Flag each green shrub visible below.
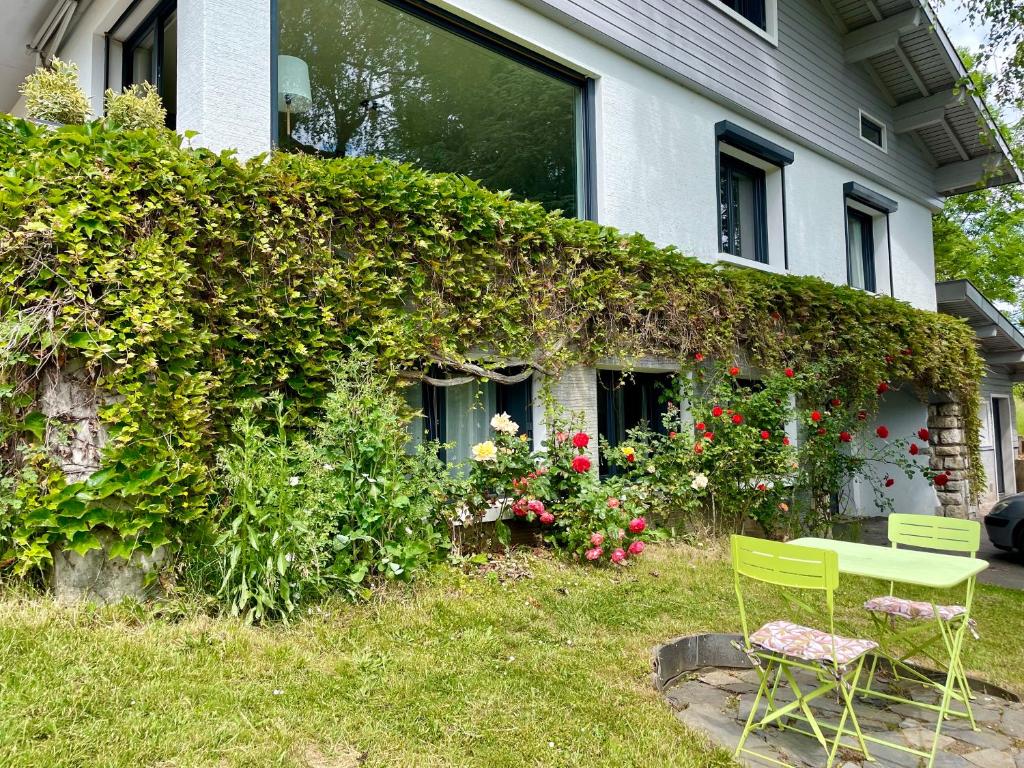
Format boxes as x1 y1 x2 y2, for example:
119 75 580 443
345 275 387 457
18 59 90 124
104 83 166 130
297 358 451 597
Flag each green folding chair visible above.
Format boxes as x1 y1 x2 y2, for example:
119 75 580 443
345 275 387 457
732 535 875 768
861 514 981 727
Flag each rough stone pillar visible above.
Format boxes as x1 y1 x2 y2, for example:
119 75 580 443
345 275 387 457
927 400 971 518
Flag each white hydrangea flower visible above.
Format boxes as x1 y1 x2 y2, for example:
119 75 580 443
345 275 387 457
490 411 519 435
691 473 709 491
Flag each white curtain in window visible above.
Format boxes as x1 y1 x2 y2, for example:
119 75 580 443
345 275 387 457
403 383 424 454
847 213 866 289
445 381 495 467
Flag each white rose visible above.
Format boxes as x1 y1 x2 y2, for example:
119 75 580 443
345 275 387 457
691 473 709 491
490 412 519 435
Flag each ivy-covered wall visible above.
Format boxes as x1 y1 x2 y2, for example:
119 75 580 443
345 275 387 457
0 118 985 561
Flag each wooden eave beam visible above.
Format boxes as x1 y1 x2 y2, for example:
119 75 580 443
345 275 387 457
843 9 922 63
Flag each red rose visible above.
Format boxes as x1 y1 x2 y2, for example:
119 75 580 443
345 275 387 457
539 511 555 525
628 517 647 533
626 454 636 463
572 432 590 449
784 367 795 378
830 398 842 407
918 428 930 441
811 410 822 422
694 443 704 455
731 413 743 425
756 483 766 491
885 477 895 488
628 540 646 556
585 547 603 561
876 425 889 439
694 352 704 362
695 422 706 431
877 381 890 394
771 311 782 321
817 427 827 436
668 430 677 439
711 406 724 418
857 410 868 421
610 548 627 565
934 474 949 487
909 443 919 456
760 430 770 440
729 366 740 376
902 348 913 356
839 431 852 443
704 431 714 441
571 455 591 473
885 355 894 364
782 436 791 446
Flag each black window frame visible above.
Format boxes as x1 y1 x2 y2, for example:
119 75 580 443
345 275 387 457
270 0 597 220
719 152 769 264
121 0 177 129
842 181 897 296
845 207 876 293
716 0 767 30
860 113 885 150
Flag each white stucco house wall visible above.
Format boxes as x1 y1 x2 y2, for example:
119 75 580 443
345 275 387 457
1 0 1018 518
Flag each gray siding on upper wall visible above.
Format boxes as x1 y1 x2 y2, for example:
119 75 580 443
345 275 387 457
517 0 939 204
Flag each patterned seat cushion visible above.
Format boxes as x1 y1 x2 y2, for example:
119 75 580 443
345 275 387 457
864 595 966 622
749 620 878 667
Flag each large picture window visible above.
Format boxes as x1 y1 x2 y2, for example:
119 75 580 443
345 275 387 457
275 0 589 216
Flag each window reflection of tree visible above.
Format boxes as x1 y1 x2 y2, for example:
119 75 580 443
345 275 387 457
278 0 578 214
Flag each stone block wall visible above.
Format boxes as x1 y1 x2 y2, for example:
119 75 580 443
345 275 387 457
927 401 971 518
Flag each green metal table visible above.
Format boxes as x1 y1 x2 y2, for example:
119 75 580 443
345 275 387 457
789 537 988 768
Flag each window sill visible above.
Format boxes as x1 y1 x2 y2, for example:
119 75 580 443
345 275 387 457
715 252 787 275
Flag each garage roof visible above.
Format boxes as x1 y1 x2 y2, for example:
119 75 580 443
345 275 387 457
937 279 1024 381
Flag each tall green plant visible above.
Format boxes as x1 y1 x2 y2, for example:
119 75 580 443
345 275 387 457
213 397 322 622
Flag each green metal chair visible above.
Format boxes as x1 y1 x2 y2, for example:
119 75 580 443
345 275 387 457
732 535 875 768
861 514 981 727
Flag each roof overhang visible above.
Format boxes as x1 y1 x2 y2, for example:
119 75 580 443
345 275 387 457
936 279 1024 381
828 0 1021 196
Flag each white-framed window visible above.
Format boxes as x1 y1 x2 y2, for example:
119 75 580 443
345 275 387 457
843 182 897 296
707 0 779 45
716 121 792 273
859 110 887 152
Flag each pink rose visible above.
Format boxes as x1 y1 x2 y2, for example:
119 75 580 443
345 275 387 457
590 532 605 547
628 540 645 556
607 497 620 509
610 548 627 565
585 547 603 561
628 517 646 534
527 499 545 514
539 511 555 525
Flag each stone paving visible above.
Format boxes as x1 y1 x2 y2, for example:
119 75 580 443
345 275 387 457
665 666 1024 767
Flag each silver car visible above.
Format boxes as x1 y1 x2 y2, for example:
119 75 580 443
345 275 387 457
985 493 1024 553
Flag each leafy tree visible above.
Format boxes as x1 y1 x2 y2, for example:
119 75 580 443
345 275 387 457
951 0 1024 106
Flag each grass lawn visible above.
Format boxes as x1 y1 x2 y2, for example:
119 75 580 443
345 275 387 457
1 542 1022 768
